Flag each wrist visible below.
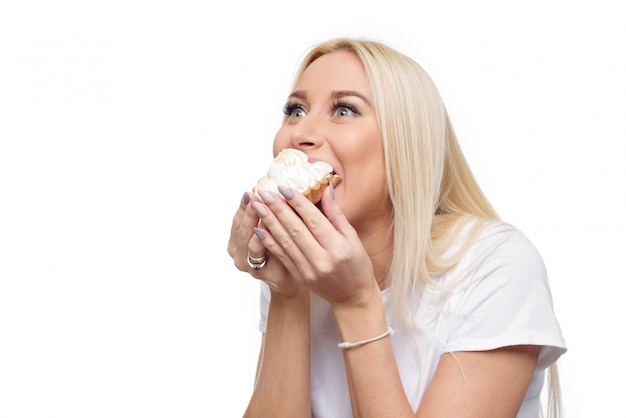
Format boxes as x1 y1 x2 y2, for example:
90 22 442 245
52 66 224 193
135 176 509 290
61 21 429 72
270 286 310 305
331 287 388 343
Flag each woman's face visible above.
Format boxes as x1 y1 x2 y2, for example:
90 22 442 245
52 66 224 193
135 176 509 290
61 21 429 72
273 51 391 235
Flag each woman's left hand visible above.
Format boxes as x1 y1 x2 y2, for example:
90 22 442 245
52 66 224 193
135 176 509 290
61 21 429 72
252 186 380 307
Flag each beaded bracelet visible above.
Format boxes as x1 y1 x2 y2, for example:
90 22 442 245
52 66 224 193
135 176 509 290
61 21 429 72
337 327 395 349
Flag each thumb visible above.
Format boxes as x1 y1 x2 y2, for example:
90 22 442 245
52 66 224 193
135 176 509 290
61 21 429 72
320 184 355 237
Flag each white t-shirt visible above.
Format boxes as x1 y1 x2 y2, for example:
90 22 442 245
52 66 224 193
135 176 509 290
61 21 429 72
258 225 567 417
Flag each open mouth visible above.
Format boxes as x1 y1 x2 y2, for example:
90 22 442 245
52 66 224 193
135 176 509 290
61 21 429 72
308 156 340 177
255 148 341 205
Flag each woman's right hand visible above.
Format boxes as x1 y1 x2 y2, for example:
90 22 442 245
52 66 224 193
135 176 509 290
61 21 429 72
227 191 307 299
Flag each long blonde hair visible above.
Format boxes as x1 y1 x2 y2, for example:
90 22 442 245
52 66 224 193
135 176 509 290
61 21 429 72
293 38 497 306
292 37 560 417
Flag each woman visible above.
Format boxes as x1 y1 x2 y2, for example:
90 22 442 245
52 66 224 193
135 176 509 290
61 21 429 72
228 38 566 418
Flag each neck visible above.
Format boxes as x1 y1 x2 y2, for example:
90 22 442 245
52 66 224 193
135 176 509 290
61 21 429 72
359 219 393 291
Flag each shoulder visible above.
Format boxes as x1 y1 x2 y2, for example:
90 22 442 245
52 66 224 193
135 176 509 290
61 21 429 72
435 216 544 273
450 222 550 301
459 221 546 280
445 222 552 333
430 219 550 304
442 222 566 366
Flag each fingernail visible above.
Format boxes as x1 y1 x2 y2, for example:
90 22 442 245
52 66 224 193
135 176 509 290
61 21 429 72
242 191 251 205
328 180 335 200
251 201 268 218
258 189 276 204
253 228 266 241
278 185 295 200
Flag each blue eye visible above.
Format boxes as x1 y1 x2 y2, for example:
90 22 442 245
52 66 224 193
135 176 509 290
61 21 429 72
283 102 306 118
335 107 353 117
331 101 359 117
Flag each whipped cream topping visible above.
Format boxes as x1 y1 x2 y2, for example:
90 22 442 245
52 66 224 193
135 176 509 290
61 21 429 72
255 148 334 194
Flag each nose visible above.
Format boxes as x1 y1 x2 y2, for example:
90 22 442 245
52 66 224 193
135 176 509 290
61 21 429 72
289 115 324 150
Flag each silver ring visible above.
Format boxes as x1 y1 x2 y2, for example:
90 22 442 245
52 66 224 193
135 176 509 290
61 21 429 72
247 252 267 271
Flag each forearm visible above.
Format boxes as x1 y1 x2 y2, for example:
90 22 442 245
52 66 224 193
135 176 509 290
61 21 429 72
333 292 415 418
244 291 311 418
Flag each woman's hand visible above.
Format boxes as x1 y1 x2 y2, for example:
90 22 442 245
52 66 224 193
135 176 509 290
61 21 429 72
227 192 306 299
251 185 380 307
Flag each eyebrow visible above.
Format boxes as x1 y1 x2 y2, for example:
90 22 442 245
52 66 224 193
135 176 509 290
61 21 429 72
332 90 371 105
288 90 371 106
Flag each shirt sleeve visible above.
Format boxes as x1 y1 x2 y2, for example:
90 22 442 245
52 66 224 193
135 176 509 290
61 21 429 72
443 228 567 369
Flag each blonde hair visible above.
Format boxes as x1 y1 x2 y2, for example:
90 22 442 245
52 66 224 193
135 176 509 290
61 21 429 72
293 38 497 305
292 38 561 417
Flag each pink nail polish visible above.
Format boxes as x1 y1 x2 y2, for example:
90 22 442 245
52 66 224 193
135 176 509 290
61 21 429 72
328 180 335 200
278 185 295 200
242 191 251 205
258 189 276 204
253 228 266 241
251 201 269 218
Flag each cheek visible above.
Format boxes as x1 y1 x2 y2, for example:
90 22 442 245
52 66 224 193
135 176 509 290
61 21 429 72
354 140 385 176
343 147 386 195
272 128 290 155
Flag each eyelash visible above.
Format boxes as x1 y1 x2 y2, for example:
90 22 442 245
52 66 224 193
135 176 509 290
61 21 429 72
282 101 304 117
282 101 361 118
331 101 360 116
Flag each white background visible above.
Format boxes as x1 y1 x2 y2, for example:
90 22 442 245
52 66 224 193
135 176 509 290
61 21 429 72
1 0 624 416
